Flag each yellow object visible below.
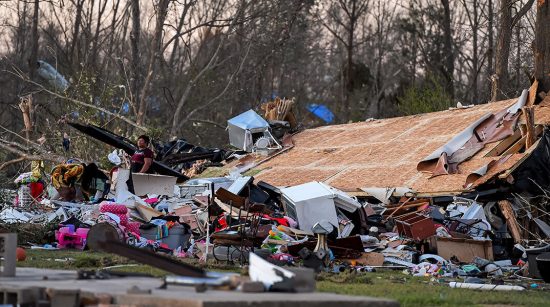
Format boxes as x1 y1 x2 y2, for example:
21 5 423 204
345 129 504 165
51 163 84 189
31 160 44 179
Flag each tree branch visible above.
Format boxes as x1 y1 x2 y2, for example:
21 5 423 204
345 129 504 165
511 0 535 28
6 67 147 131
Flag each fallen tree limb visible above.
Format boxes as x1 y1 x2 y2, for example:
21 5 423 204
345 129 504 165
6 67 147 132
0 140 65 167
0 157 27 172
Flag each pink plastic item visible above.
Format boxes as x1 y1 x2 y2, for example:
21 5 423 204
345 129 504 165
127 222 140 235
100 202 128 214
144 198 159 205
55 225 89 249
115 213 129 226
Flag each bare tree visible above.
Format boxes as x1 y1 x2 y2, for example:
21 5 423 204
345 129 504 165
319 0 370 120
28 0 39 81
130 0 141 117
534 0 550 92
492 0 535 101
136 0 170 126
441 0 455 98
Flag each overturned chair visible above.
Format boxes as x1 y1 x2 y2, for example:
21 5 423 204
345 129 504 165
211 187 266 264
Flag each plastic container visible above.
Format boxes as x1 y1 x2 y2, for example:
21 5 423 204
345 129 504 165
140 224 190 250
526 244 550 278
535 252 550 283
56 225 89 249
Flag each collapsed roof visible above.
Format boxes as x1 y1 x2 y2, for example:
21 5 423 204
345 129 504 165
252 94 550 196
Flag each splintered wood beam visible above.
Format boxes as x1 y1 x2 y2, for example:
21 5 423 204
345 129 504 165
527 79 539 107
501 135 527 155
500 125 543 156
523 106 536 148
498 138 541 179
485 129 522 157
498 200 523 243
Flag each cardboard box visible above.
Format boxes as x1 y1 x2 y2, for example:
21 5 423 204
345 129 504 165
132 173 177 196
435 237 493 262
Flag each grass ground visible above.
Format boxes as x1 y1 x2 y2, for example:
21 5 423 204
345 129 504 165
17 249 550 306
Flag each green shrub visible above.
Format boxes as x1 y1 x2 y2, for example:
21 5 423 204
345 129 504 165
397 76 453 115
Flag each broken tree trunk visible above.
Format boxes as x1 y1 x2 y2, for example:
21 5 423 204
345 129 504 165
498 200 523 243
18 95 33 141
522 106 536 148
535 0 550 93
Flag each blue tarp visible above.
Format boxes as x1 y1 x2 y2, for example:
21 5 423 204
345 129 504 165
227 109 269 130
307 104 334 124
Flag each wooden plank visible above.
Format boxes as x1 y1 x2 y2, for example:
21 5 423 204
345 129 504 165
501 135 527 155
485 129 522 157
499 138 541 179
498 200 522 243
523 106 536 148
342 252 384 266
527 79 539 107
499 125 541 156
384 198 412 221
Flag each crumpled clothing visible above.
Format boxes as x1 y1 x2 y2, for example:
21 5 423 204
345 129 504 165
156 225 169 240
51 164 84 189
14 172 41 185
127 232 161 251
96 213 127 241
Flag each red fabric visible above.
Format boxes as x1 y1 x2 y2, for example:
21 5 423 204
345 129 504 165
262 214 289 226
29 182 44 199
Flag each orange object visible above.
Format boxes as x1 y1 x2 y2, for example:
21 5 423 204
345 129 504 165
16 247 26 261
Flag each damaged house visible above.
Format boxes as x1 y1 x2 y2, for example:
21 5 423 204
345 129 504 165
242 88 550 273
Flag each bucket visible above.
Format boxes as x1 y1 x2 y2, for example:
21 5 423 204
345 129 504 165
526 244 550 278
535 252 550 283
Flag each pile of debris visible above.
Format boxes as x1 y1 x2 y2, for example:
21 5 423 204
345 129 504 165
3 91 550 293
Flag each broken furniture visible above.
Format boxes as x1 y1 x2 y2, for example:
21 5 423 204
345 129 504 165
435 237 493 263
312 221 333 268
394 212 436 241
211 188 266 264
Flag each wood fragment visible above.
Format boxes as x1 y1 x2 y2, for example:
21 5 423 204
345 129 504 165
500 124 541 156
498 200 522 243
523 106 536 148
498 138 541 179
527 79 539 107
384 197 413 220
501 135 527 155
485 129 522 157
18 95 33 141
